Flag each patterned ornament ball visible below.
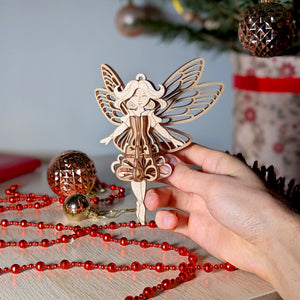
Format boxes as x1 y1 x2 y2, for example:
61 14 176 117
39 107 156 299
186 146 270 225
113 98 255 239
238 1 295 57
47 150 97 197
116 2 145 37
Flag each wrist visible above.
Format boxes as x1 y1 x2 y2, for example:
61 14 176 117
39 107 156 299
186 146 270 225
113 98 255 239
263 202 300 299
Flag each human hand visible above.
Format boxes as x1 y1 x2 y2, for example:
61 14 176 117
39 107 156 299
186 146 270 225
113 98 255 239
145 143 300 299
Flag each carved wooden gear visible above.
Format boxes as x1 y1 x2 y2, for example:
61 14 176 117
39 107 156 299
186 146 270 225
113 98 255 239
94 58 224 224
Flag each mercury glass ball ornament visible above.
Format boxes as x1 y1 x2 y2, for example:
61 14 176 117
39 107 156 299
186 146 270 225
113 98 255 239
238 1 295 57
63 193 91 221
47 150 97 197
116 2 145 37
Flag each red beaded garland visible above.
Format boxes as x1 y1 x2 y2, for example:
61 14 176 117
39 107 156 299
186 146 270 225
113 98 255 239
0 182 124 214
0 183 237 299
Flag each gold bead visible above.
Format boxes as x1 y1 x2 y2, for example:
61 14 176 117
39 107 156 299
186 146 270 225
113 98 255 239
63 193 91 221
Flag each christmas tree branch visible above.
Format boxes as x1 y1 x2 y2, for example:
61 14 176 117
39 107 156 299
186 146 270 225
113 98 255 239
139 0 299 54
140 18 243 52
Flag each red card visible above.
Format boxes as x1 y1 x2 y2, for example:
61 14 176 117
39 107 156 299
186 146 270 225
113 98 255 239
0 154 41 182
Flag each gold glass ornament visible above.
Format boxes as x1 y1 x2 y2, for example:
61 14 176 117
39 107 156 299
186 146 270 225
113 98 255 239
63 193 136 221
47 150 97 197
238 0 295 57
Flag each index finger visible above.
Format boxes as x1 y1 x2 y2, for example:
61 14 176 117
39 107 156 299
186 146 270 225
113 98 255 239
175 143 259 181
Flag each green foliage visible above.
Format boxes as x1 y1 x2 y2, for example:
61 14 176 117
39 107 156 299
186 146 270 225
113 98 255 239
139 0 300 54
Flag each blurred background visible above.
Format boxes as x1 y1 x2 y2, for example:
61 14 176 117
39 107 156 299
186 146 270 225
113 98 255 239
0 0 232 159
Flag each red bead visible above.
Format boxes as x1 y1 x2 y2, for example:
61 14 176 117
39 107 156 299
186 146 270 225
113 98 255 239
179 271 189 282
75 229 84 237
203 262 213 273
0 206 5 213
187 263 196 274
162 279 172 290
131 261 141 272
16 204 23 211
225 262 237 272
61 235 69 243
90 224 98 231
125 297 134 300
179 262 188 271
41 239 50 247
34 202 41 209
56 223 64 231
103 233 112 242
109 222 117 230
143 287 154 298
20 220 28 227
148 220 156 228
140 240 148 248
37 222 45 230
107 263 117 273
84 261 94 271
120 237 128 246
11 264 21 274
0 240 6 248
18 240 27 249
35 262 46 271
178 246 187 256
161 242 169 251
129 220 136 228
155 262 164 273
188 254 198 264
60 260 70 270
107 195 114 202
89 229 98 237
1 219 9 227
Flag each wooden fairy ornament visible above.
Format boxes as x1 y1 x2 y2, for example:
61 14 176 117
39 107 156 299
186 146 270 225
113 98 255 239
95 58 224 224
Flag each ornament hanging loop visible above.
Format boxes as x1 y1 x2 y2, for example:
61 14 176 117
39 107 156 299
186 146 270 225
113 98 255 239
95 208 136 219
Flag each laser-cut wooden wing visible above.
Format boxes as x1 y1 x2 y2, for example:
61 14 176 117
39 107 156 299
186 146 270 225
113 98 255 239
158 58 224 125
152 58 224 152
94 64 125 126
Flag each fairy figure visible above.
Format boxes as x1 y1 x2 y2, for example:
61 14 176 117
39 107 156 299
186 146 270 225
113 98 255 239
95 58 224 224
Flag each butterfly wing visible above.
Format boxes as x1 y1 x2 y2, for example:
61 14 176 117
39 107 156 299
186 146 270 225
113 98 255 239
94 64 125 126
158 58 224 125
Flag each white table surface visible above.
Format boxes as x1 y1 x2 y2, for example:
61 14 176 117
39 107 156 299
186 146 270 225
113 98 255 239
0 155 281 300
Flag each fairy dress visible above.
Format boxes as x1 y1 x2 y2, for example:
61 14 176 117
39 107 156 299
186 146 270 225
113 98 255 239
112 114 170 183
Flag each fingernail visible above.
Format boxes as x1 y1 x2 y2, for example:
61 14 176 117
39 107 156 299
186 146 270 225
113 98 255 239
164 214 175 228
160 164 171 175
165 154 178 168
144 190 154 208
